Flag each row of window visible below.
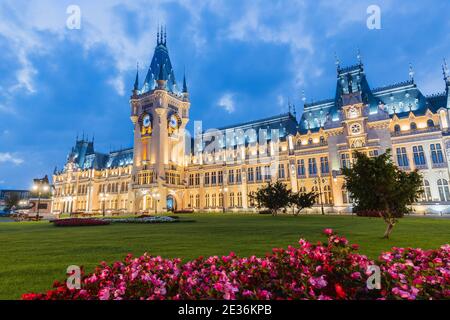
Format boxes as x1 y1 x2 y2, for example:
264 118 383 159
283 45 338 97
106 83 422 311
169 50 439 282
396 144 445 168
188 192 244 209
393 119 436 133
98 182 129 194
296 157 329 177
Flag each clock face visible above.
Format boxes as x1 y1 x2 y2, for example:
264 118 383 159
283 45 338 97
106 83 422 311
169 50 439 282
350 123 361 135
349 107 358 118
143 115 151 128
169 115 178 129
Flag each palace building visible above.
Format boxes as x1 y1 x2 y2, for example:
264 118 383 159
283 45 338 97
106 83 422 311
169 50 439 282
51 31 450 215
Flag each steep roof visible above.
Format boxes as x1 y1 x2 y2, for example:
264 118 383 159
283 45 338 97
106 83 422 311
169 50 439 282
141 28 178 94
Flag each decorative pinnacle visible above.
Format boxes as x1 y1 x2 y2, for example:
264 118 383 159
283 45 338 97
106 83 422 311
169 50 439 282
409 63 415 81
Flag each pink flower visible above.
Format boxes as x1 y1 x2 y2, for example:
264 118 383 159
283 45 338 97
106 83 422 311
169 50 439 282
323 228 333 236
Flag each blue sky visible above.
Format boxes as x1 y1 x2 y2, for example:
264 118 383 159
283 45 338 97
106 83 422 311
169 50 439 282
0 0 449 189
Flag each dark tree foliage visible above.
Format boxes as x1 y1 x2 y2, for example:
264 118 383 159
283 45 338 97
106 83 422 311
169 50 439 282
250 182 316 216
5 193 20 211
342 150 423 239
250 182 292 216
290 191 317 216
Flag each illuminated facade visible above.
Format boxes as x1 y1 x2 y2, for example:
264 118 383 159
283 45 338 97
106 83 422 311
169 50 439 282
52 32 450 215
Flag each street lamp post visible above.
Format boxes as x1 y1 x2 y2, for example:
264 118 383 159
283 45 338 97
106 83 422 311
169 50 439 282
219 187 228 214
100 193 107 217
33 183 49 220
314 177 325 215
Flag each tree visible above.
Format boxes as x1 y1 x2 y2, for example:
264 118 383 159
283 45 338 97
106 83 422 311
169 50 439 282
290 191 317 216
250 181 291 216
342 150 423 239
5 193 20 211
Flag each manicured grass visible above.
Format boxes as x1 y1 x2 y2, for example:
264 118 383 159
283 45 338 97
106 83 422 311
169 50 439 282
0 213 449 299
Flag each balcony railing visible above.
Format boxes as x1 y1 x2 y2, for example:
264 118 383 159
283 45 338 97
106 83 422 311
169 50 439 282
391 126 441 137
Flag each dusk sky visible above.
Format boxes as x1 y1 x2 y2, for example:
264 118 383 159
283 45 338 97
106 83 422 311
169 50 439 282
0 0 449 189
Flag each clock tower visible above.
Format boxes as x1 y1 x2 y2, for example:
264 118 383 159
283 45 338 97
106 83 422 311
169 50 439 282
129 28 190 213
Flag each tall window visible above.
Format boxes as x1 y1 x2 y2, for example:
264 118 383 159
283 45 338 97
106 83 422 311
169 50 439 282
218 171 223 184
204 173 210 186
212 194 217 207
264 166 271 181
219 193 224 207
421 180 432 202
413 146 426 166
394 124 401 133
205 194 210 208
211 172 217 185
320 157 329 174
228 170 235 184
427 119 435 128
195 174 200 186
297 159 306 177
431 144 444 164
229 192 235 207
323 185 332 204
341 153 350 169
278 164 285 179
189 194 194 208
247 168 254 182
195 194 200 208
236 169 242 183
437 179 450 201
308 158 317 176
237 192 242 207
396 147 409 167
256 167 262 181
410 122 417 130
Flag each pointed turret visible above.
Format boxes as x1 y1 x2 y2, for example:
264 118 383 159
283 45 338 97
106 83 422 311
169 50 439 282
133 63 140 94
443 58 450 109
142 27 177 93
409 63 415 83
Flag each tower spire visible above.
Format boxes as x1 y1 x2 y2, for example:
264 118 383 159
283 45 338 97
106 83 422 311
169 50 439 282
357 48 362 65
443 58 449 83
164 25 167 46
157 24 160 45
182 72 188 93
133 62 140 93
409 63 415 82
334 52 340 71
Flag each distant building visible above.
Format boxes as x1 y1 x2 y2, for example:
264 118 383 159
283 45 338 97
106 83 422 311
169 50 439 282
0 190 30 207
51 30 450 215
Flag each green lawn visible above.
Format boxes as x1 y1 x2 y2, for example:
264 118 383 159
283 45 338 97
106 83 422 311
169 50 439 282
0 213 449 299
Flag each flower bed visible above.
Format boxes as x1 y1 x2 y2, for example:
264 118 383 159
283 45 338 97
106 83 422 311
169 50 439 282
103 216 178 224
22 230 450 300
52 218 110 227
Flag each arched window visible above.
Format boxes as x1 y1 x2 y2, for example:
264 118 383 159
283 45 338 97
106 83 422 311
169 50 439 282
195 194 200 208
427 119 435 128
394 124 401 133
205 194 210 208
422 180 432 202
237 192 243 207
410 122 417 130
308 138 313 145
437 179 450 202
229 192 235 207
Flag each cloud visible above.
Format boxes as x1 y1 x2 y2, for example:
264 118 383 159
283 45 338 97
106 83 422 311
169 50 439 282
108 76 126 96
218 93 235 113
0 104 16 115
0 152 24 165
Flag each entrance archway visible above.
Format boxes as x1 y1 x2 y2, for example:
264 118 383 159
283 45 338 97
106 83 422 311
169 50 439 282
167 195 176 212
